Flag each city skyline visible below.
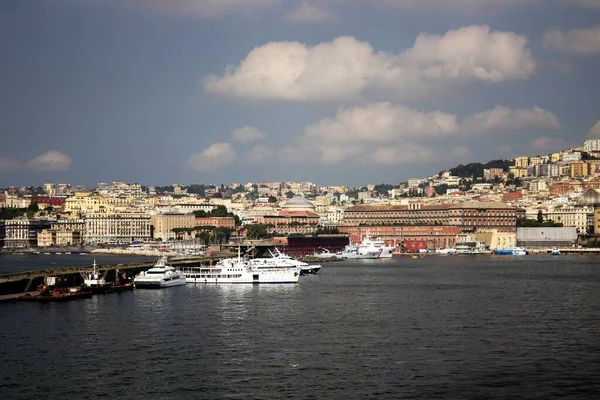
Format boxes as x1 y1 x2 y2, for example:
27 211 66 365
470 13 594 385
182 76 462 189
1 0 599 187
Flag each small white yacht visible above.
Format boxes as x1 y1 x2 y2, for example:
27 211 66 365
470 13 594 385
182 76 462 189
270 248 322 275
133 256 187 288
435 247 456 255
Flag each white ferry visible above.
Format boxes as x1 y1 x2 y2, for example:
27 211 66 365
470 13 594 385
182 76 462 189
133 256 187 288
182 250 300 284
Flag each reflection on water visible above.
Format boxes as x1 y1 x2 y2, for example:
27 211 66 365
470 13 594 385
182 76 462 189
2 256 600 399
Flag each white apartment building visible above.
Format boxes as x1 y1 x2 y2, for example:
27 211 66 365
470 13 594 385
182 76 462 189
584 139 600 152
84 213 151 244
562 152 582 162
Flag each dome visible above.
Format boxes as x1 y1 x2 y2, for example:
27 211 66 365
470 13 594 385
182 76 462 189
576 189 600 207
282 195 316 212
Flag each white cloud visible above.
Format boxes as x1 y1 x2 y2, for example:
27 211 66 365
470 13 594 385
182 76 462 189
231 126 268 143
462 106 561 133
588 121 600 138
304 102 460 144
239 103 558 167
285 2 338 23
543 25 600 54
0 157 20 172
187 143 237 171
25 151 72 171
204 26 536 101
532 137 568 153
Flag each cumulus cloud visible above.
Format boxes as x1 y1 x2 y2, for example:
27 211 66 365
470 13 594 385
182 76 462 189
187 143 237 171
231 126 268 143
304 102 460 144
25 151 72 171
238 103 558 167
0 157 20 172
462 106 561 133
285 2 338 23
588 121 600 138
204 26 536 101
543 25 600 54
532 137 568 153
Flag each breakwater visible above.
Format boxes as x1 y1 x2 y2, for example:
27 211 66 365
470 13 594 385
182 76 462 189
0 257 212 301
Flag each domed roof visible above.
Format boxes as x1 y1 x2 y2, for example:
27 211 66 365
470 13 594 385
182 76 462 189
282 195 316 211
576 189 600 207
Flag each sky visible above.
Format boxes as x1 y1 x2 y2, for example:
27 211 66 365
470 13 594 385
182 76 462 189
0 0 599 188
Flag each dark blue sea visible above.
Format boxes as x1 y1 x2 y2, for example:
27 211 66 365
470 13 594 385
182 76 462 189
1 255 599 399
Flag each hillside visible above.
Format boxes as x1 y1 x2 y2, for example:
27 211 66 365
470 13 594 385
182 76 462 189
447 160 512 179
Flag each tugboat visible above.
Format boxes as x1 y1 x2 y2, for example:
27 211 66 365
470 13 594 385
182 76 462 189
81 261 133 294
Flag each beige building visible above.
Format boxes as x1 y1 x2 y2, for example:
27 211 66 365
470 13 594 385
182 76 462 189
150 213 196 241
513 156 529 168
37 230 53 247
84 213 151 244
476 229 516 250
65 192 110 215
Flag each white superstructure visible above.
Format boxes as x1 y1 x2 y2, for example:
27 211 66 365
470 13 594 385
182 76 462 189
133 256 187 288
340 234 395 259
270 248 321 275
182 249 301 284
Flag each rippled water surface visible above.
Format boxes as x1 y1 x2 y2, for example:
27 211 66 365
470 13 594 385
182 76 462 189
1 255 600 399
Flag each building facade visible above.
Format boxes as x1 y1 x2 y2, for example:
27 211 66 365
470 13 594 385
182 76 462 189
84 213 151 244
150 213 196 241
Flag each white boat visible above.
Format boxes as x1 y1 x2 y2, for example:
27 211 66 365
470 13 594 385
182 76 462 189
182 249 300 284
270 248 322 275
456 241 491 255
81 259 107 289
551 247 560 256
340 234 395 259
133 256 187 288
434 247 456 255
312 248 339 260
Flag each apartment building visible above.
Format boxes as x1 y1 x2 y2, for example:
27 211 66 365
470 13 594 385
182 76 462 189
84 213 151 244
151 213 196 241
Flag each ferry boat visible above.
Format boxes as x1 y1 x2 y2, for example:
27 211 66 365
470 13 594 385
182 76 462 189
133 256 187 288
494 247 528 256
182 249 300 284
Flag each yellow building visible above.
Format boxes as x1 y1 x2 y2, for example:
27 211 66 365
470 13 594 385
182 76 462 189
65 192 110 215
570 162 589 178
550 152 561 163
513 156 529 168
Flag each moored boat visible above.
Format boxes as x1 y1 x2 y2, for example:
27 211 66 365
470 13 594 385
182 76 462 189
133 256 187 288
494 247 528 256
18 285 92 302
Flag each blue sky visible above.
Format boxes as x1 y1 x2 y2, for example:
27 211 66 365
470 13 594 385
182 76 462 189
1 0 599 187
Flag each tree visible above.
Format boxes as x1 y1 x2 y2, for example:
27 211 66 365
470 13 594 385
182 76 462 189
285 191 295 199
246 224 269 239
537 210 544 223
211 205 229 217
193 210 208 218
27 202 39 212
268 196 278 203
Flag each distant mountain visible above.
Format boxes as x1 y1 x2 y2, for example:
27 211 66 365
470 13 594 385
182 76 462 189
447 159 512 179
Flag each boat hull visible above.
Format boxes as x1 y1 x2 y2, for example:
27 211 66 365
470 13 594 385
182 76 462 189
133 278 187 288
